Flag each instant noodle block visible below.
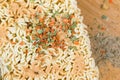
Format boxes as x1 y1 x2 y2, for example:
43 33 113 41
0 0 99 80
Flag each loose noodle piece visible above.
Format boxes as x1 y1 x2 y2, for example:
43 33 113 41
0 0 99 80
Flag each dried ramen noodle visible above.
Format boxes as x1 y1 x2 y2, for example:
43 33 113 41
0 0 99 80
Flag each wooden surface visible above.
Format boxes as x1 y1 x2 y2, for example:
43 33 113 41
77 0 120 80
77 0 120 36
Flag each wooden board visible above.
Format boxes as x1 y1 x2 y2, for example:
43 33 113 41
77 0 120 36
77 0 120 80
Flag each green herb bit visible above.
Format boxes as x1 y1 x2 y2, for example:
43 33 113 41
46 43 51 47
37 29 43 34
39 51 45 54
26 36 31 42
101 15 108 20
30 0 35 2
47 31 52 37
51 39 55 42
71 36 78 42
98 25 101 29
35 44 39 48
52 11 59 17
42 44 48 49
70 22 77 29
53 30 57 36
38 22 42 26
35 37 40 41
30 39 34 43
116 37 119 41
7 65 12 71
47 37 51 42
68 46 77 50
68 29 72 34
64 14 70 19
47 31 51 35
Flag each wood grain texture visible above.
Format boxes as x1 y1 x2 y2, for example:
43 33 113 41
77 0 120 80
77 0 120 36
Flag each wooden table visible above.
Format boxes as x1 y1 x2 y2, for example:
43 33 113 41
77 0 120 36
77 0 120 80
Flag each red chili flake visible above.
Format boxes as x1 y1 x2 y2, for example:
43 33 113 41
101 27 106 31
100 49 106 55
19 41 25 46
33 41 37 45
109 0 113 3
25 49 28 54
